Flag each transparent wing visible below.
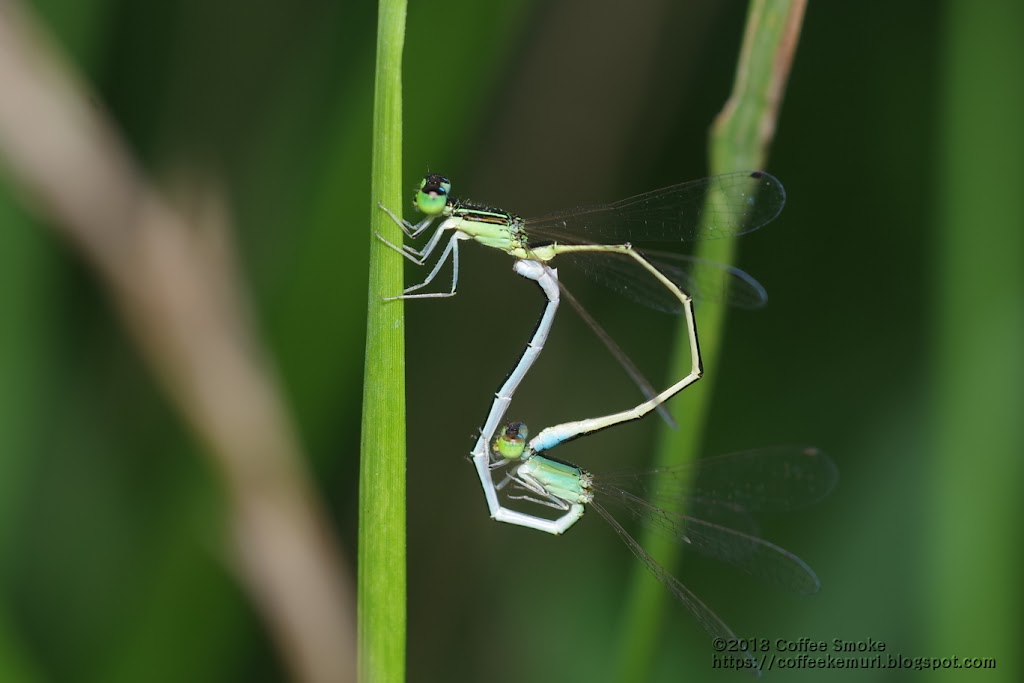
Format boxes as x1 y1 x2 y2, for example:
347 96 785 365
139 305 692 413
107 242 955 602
590 501 763 677
594 447 837 594
525 171 785 244
559 249 768 313
599 488 822 594
556 278 677 429
600 447 837 512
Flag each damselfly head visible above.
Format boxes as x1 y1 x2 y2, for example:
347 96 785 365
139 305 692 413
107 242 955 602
493 421 529 461
415 173 451 215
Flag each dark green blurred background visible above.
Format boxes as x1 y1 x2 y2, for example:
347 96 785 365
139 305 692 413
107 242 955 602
1 1 1021 682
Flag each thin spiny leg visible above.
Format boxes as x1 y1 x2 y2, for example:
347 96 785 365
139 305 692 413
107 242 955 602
386 235 462 300
507 471 572 510
376 231 431 265
377 202 435 238
507 493 572 510
493 469 514 490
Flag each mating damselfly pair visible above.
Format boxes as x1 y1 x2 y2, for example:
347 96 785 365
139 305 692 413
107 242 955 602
379 171 836 675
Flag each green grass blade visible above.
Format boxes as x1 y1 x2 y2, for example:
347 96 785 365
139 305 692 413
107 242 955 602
611 1 807 679
358 0 408 681
927 1 1024 679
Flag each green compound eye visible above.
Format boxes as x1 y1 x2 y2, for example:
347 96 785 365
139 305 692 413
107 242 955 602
493 421 528 461
414 173 451 215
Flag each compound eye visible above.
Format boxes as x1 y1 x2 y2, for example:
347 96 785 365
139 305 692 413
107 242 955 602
428 174 451 195
505 422 528 441
414 174 451 215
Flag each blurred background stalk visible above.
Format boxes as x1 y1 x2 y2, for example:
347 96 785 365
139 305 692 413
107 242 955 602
927 1 1024 680
613 2 806 679
0 2 355 682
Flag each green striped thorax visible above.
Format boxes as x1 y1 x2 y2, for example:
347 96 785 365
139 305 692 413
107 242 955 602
494 421 595 506
414 174 532 256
